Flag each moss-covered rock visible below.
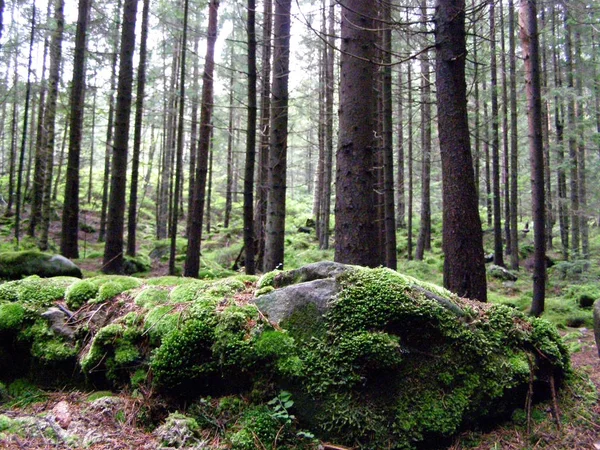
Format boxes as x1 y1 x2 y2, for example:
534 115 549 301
0 251 82 280
65 280 99 310
0 276 78 309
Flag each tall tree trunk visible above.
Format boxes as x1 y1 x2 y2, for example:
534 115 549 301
98 0 121 243
126 0 150 257
184 0 220 278
168 0 189 275
500 0 511 257
415 0 431 261
5 46 19 216
396 65 405 230
14 2 36 247
264 0 292 271
574 30 588 258
205 132 214 234
436 0 487 302
407 60 414 260
87 85 96 205
563 3 579 258
186 32 200 238
61 0 91 259
103 0 138 274
255 0 272 271
490 0 504 267
224 60 235 229
334 0 379 267
381 0 397 270
520 0 545 317
508 0 519 269
244 0 257 274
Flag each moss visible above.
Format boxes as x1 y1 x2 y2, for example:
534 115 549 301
229 406 282 450
17 319 76 364
65 279 99 309
280 302 326 343
86 391 114 402
255 286 274 297
169 281 208 303
146 276 197 287
0 302 25 332
123 254 151 275
144 305 181 345
94 281 128 304
134 286 169 308
0 276 76 309
257 270 282 289
565 284 600 308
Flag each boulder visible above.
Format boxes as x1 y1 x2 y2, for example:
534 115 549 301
487 264 518 281
0 251 82 280
594 300 600 358
41 307 75 340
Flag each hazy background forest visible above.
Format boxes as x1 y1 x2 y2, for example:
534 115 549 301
0 0 600 297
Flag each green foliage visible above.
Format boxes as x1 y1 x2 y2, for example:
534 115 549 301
143 305 180 345
18 319 76 363
65 279 99 309
123 254 152 274
86 391 114 402
5 379 47 407
0 302 25 332
564 284 600 308
229 405 284 450
134 287 170 308
0 276 76 309
549 259 593 282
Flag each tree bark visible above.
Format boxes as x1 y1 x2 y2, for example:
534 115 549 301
184 0 220 278
103 0 138 274
126 0 150 257
520 0 545 317
264 0 292 271
508 0 519 270
334 0 379 267
61 0 91 259
435 0 487 302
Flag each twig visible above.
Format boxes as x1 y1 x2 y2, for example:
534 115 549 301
549 374 561 430
525 354 535 435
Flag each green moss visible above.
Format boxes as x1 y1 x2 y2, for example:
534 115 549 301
255 286 274 297
257 270 282 289
86 391 114 402
0 302 25 332
229 406 282 450
16 319 76 364
146 276 197 287
123 254 151 274
94 281 127 304
169 281 208 303
0 276 76 309
6 379 46 407
565 284 600 308
65 279 99 309
280 302 326 343
134 286 169 308
0 251 82 279
144 305 180 345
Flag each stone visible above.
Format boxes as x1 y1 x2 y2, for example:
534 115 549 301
270 261 352 288
51 400 72 429
487 264 518 282
0 251 82 280
41 307 75 340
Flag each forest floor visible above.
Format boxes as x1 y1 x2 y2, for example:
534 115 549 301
1 323 598 449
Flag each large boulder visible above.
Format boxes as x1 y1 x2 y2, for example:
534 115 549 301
0 251 82 280
487 264 518 281
594 300 600 358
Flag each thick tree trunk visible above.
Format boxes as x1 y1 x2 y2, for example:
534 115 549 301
184 0 219 278
264 0 292 271
334 0 379 267
126 0 150 257
435 0 487 302
61 0 91 259
103 0 138 274
520 0 545 317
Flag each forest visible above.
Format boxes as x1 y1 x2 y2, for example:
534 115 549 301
0 0 599 449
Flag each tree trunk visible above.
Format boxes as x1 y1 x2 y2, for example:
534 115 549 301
490 0 504 267
334 0 379 267
61 0 90 259
381 0 397 270
103 0 138 274
407 60 414 260
435 0 487 302
397 65 405 230
520 0 545 317
500 0 511 258
224 61 235 229
39 0 64 250
508 0 519 270
243 0 257 274
574 30 588 258
255 0 272 271
168 0 189 275
184 0 220 278
126 0 150 257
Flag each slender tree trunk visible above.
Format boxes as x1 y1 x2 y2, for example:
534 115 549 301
98 0 121 243
224 61 235 229
126 0 150 257
471 0 480 199
184 0 220 278
490 0 504 267
103 0 138 274
381 0 397 270
168 0 188 275
255 0 272 271
186 33 200 238
508 0 519 269
244 0 257 274
415 0 431 261
264 0 292 271
205 132 214 234
87 85 96 205
61 0 91 259
334 0 379 267
436 0 487 301
52 120 68 202
407 60 414 260
5 48 18 216
396 65 406 230
574 30 588 258
520 0 545 317
483 70 492 227
500 0 511 257
14 2 36 247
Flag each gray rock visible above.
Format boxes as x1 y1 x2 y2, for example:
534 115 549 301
594 300 600 358
41 307 75 340
0 251 82 280
270 261 352 288
487 264 518 282
253 278 338 325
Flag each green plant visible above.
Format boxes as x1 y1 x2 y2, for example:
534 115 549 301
0 302 25 332
65 279 99 309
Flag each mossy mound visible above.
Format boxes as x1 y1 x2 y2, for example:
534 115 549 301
0 265 570 449
0 251 82 280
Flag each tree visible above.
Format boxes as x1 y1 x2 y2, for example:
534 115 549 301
263 0 292 271
334 0 379 267
60 0 91 259
103 0 139 274
126 0 150 257
520 0 545 316
185 0 220 278
435 0 487 302
243 0 257 274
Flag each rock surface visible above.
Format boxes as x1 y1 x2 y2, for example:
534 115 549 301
487 264 518 281
0 251 82 280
